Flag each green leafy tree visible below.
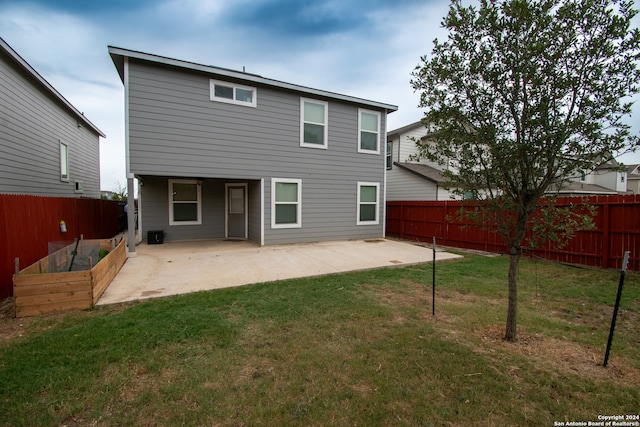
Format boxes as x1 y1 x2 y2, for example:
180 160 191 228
411 0 640 341
101 181 128 201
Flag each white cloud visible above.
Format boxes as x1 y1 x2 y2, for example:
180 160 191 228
0 3 126 191
1 0 638 197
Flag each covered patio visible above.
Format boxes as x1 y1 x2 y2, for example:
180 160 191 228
96 239 461 305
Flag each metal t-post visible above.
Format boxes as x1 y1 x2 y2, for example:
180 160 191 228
432 236 436 316
603 250 630 367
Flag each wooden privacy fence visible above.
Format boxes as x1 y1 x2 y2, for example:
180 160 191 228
386 194 640 271
13 237 127 317
0 194 120 299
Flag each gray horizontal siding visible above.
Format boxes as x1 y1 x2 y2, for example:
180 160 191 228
263 177 384 245
247 180 262 244
127 60 387 244
140 177 226 242
0 50 101 197
386 168 440 201
386 131 457 201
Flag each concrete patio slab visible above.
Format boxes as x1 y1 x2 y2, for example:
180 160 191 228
96 238 462 305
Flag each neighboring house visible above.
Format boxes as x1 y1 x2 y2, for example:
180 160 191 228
387 120 630 200
626 164 640 194
386 121 455 201
559 157 628 196
108 46 397 249
0 37 105 198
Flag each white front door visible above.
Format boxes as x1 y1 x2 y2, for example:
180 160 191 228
226 183 247 239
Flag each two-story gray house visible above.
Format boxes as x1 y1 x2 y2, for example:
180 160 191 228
0 37 104 197
108 47 397 251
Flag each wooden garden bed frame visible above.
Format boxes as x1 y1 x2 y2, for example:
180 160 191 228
13 237 127 318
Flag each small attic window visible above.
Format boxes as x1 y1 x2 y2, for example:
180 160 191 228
210 79 257 108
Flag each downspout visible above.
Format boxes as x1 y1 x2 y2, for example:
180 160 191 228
124 57 136 256
260 178 265 246
382 110 388 239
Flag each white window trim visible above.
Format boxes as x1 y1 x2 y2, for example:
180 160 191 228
271 178 302 229
209 79 257 108
300 98 328 149
357 182 380 225
169 179 202 226
358 109 381 154
60 141 69 182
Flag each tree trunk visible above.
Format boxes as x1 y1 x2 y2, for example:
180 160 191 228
505 247 521 341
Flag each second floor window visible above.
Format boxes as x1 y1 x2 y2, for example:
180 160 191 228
358 109 380 154
300 98 328 149
210 79 257 107
386 141 393 170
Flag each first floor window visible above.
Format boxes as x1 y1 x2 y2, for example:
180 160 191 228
169 179 202 225
60 141 69 181
357 182 379 225
272 178 301 228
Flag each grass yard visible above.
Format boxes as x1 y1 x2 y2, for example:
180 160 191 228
0 252 638 426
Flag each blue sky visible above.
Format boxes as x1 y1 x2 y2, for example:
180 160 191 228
0 0 638 192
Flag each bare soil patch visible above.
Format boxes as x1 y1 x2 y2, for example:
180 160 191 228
366 281 640 386
477 324 640 385
0 298 29 344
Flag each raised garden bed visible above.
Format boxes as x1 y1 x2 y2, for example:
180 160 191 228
13 237 127 318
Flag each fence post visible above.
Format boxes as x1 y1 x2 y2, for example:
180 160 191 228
400 203 405 239
442 201 448 246
602 202 610 269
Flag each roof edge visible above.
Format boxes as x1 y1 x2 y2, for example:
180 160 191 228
394 162 442 185
387 121 425 138
107 46 398 112
1 37 106 138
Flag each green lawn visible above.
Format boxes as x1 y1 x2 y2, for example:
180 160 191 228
0 253 638 426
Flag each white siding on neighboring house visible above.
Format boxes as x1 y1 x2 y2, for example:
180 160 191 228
386 121 455 201
562 160 628 195
626 165 640 194
386 169 443 201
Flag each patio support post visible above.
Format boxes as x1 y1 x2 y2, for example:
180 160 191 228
127 176 136 255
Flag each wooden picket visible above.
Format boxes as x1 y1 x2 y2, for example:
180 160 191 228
386 194 640 271
13 238 126 317
0 194 120 299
